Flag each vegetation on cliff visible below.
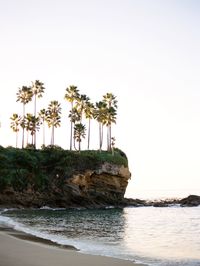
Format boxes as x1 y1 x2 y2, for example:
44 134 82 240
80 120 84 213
0 146 128 193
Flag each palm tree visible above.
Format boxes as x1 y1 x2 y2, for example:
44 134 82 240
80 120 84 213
104 106 117 151
103 93 117 151
31 80 45 147
25 113 40 146
64 85 80 150
75 94 90 122
94 101 107 152
46 101 61 145
39 108 47 146
16 86 33 148
10 113 21 147
74 123 86 152
84 101 95 150
69 107 81 150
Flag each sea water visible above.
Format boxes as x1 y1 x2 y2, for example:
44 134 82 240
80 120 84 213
0 206 200 266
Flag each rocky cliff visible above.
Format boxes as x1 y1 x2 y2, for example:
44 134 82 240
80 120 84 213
0 156 131 208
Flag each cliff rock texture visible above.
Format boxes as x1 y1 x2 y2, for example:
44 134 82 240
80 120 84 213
0 160 131 208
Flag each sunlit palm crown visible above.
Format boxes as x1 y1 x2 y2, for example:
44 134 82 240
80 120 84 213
46 101 62 127
84 102 95 119
94 101 107 123
64 85 80 103
16 86 33 104
103 93 118 108
31 80 45 98
39 109 47 120
10 113 21 132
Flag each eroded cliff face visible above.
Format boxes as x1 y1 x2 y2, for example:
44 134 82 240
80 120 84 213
0 162 131 208
67 162 131 203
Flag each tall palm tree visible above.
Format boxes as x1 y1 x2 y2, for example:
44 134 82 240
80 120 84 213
16 86 33 148
39 108 47 146
46 101 61 145
75 94 90 122
64 85 80 150
74 123 86 152
69 107 81 150
25 113 31 145
84 101 94 150
25 113 40 146
94 101 107 152
103 93 118 151
31 80 45 147
104 106 117 151
10 113 21 148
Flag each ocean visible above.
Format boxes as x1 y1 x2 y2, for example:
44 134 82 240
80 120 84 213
0 204 200 266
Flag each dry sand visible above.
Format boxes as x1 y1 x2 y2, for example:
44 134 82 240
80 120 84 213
0 228 146 266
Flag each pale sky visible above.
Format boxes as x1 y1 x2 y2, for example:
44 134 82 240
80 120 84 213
0 0 200 198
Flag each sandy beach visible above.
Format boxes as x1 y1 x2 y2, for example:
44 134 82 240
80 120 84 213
0 227 145 266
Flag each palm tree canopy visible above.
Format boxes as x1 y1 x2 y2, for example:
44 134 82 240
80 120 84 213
16 86 33 104
46 101 62 128
39 108 47 121
104 106 117 126
10 113 21 132
25 113 40 135
75 94 90 115
64 85 80 103
74 123 86 142
94 101 107 124
32 80 45 98
103 93 118 108
84 101 95 119
69 107 81 123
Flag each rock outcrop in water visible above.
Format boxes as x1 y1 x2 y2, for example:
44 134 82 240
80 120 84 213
179 195 200 207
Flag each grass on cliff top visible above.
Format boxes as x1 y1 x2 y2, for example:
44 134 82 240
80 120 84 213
0 146 128 192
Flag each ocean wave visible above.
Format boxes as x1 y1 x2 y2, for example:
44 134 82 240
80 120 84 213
39 206 66 211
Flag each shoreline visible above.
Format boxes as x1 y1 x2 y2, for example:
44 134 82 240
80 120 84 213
0 225 146 266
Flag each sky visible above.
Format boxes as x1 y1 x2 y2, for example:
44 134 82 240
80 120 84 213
0 0 200 198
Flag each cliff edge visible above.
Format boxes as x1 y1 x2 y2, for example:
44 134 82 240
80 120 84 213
0 147 131 208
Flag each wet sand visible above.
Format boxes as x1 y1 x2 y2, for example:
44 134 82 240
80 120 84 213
0 227 146 266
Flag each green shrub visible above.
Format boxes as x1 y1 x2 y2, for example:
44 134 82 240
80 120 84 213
0 147 128 192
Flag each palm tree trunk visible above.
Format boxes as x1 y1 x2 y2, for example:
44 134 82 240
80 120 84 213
87 119 91 150
22 104 25 148
109 125 112 151
70 120 73 150
43 120 45 146
99 122 101 152
51 125 54 145
26 130 29 146
16 132 18 148
22 126 24 148
73 127 77 151
107 126 109 151
34 94 37 148
70 102 73 150
101 124 103 149
78 138 81 152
